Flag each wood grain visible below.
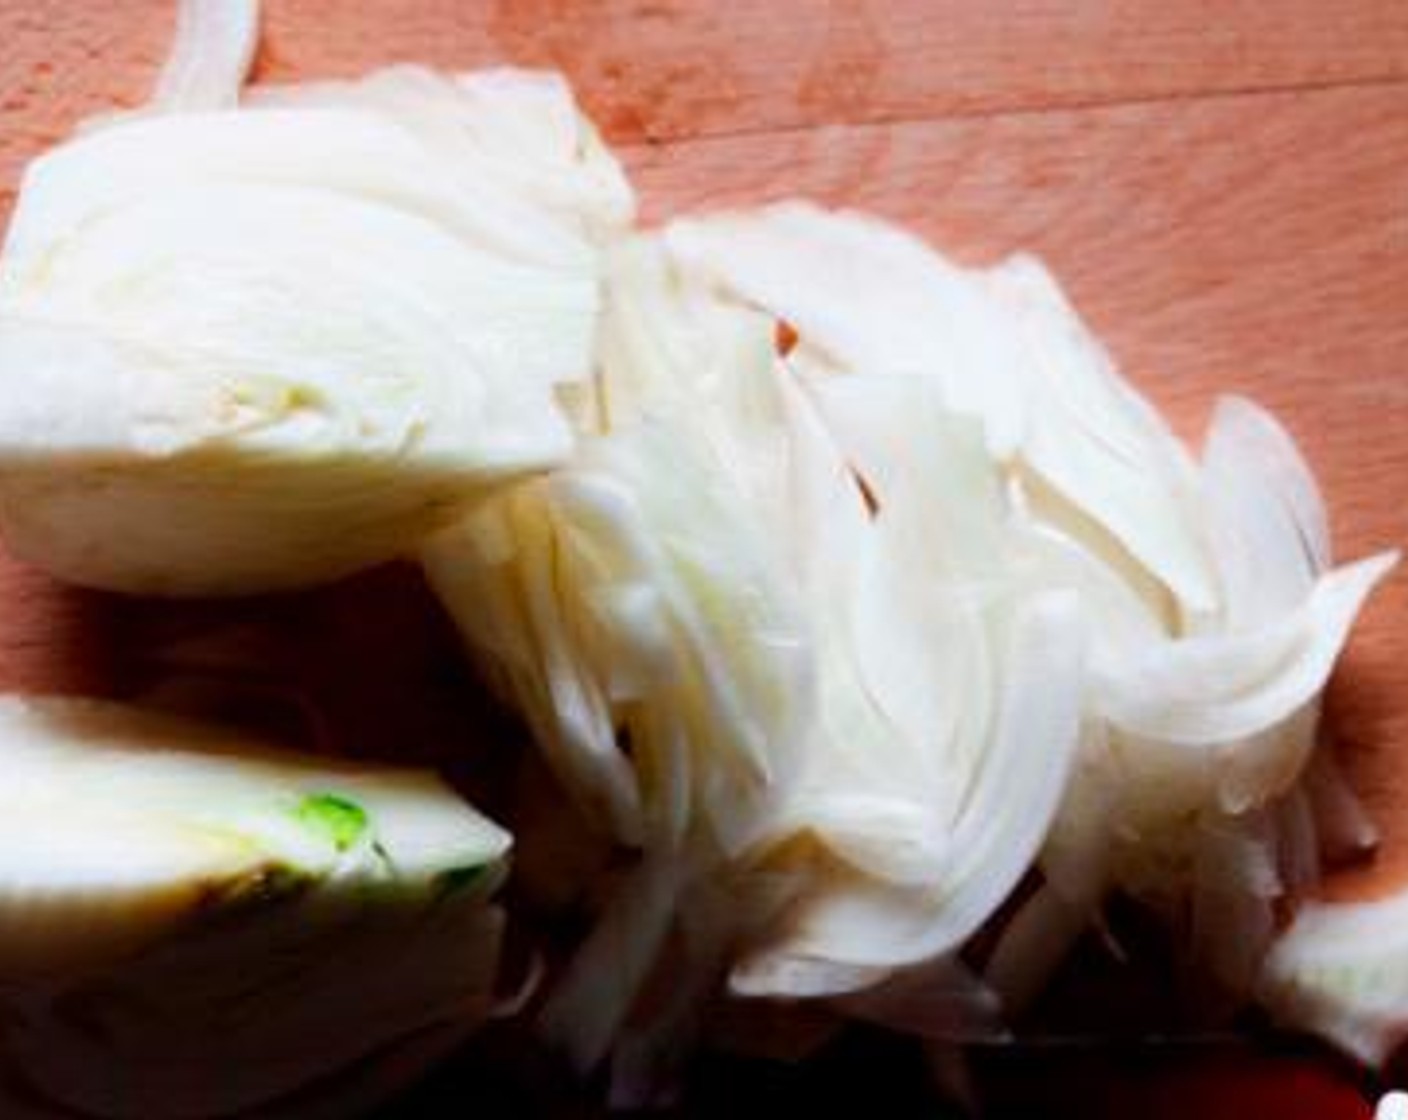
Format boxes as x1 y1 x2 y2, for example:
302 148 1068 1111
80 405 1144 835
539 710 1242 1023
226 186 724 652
4 0 1408 217
253 0 1408 142
0 2 172 219
0 2 1404 907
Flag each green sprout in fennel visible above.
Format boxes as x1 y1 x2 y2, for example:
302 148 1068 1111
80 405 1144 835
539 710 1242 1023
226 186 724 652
295 793 369 853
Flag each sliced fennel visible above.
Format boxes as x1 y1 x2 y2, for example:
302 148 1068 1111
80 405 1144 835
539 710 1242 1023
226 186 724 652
1016 399 1395 1003
426 233 808 854
1086 397 1393 884
425 207 1393 1083
1379 1092 1408 1120
730 376 1084 991
1006 399 1395 1003
1095 551 1395 823
427 237 817 1076
245 65 634 248
152 0 258 112
1260 890 1408 1066
0 4 631 594
0 695 510 1119
0 0 1396 1092
648 204 1394 1031
426 231 1086 1080
665 202 1218 615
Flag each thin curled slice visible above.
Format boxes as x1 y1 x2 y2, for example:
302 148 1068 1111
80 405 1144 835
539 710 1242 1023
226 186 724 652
1260 889 1408 1066
985 254 1216 618
666 203 1218 614
735 589 1084 990
154 0 259 112
1097 551 1396 818
664 203 1030 458
1203 394 1332 627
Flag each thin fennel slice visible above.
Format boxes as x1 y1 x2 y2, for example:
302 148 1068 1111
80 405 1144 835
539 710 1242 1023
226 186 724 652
1203 394 1331 628
1260 889 1408 1066
665 203 1219 613
153 0 259 112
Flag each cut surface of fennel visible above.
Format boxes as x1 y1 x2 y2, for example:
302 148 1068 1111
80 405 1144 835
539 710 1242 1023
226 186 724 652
0 695 510 1119
0 44 631 594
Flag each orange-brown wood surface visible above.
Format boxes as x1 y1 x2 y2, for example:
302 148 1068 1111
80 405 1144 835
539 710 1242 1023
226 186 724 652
0 0 1405 898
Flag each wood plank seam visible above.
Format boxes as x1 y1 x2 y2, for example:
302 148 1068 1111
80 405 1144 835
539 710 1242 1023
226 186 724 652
614 73 1408 148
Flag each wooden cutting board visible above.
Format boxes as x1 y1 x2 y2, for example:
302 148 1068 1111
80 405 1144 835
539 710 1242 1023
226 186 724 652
0 2 1405 1115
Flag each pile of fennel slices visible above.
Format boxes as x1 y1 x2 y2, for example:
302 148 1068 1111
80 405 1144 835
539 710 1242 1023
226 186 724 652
0 0 1401 1114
